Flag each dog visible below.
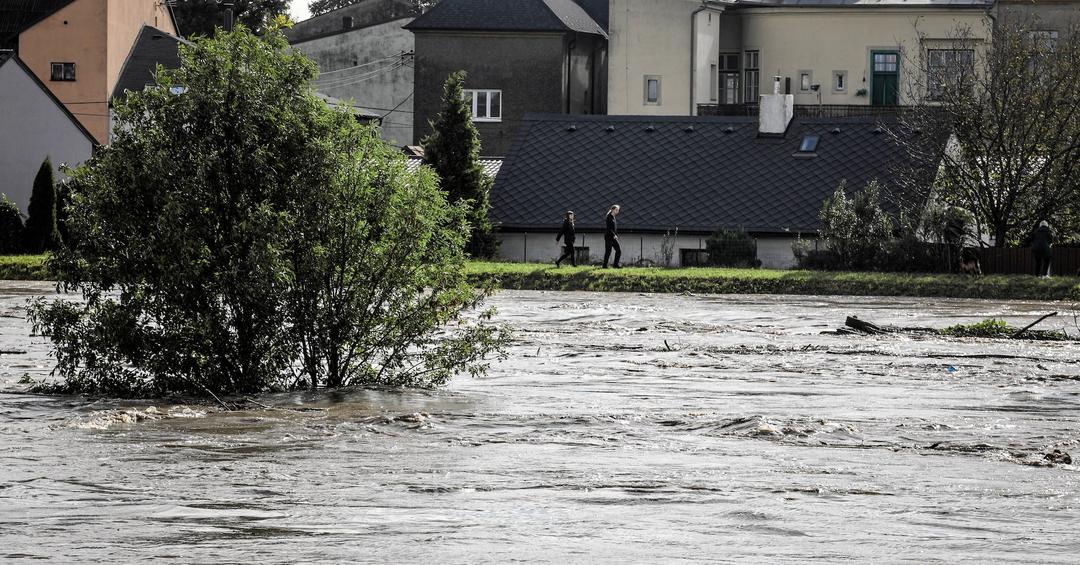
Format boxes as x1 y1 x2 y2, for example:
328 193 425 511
959 248 982 276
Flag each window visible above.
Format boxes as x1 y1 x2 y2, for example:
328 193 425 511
644 75 661 105
873 52 899 73
1030 30 1058 50
463 89 502 121
926 49 974 99
799 71 812 91
799 134 820 153
50 62 75 81
744 50 760 102
710 64 718 102
833 70 847 92
718 53 739 104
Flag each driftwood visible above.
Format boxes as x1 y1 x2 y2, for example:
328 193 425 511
845 316 889 335
1012 312 1058 339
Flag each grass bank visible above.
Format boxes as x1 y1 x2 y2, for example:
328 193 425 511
0 255 50 281
4 256 1077 301
466 262 1080 301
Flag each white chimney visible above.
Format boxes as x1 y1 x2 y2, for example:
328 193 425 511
759 76 793 135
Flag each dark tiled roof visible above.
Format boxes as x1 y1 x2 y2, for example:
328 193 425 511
111 26 189 100
0 0 75 47
405 0 606 37
491 114 945 234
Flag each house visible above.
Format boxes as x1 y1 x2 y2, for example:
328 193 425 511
0 52 95 213
996 0 1080 39
406 0 609 156
608 0 993 116
3 0 179 143
286 0 422 146
489 85 947 268
109 25 188 140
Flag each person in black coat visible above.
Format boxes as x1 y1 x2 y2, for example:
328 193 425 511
603 204 621 268
555 211 576 267
1031 220 1054 277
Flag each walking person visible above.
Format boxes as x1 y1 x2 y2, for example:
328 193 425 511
1032 220 1054 278
555 211 576 267
603 204 621 268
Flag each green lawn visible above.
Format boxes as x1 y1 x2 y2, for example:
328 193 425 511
466 261 1080 301
0 255 50 281
3 255 1076 301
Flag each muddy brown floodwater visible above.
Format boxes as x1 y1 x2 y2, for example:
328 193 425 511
1 281 1079 563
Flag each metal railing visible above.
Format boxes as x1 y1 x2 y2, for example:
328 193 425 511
697 103 911 119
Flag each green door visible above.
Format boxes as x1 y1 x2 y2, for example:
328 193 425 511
871 51 899 106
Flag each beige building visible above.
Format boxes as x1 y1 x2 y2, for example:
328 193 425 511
608 0 993 116
13 0 177 143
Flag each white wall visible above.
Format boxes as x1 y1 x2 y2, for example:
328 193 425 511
497 231 800 269
0 59 94 214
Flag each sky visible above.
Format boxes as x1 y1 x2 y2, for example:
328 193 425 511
290 3 312 23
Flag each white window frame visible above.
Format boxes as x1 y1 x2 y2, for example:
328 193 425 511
644 75 662 105
744 50 760 102
926 48 974 100
50 62 76 81
832 70 847 92
463 88 502 122
798 70 813 92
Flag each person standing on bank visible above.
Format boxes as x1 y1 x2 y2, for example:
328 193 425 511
1032 220 1054 278
555 210 576 267
603 204 621 268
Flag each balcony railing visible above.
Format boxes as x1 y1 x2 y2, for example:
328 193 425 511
697 103 911 119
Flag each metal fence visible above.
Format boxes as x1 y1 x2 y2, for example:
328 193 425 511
696 103 911 119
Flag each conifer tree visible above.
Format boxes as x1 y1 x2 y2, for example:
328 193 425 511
24 158 61 253
421 71 497 258
0 195 24 254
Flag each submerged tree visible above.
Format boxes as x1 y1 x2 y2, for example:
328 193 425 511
897 19 1080 246
29 25 503 397
421 71 497 258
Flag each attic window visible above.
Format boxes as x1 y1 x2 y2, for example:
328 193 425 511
50 62 75 81
799 135 819 152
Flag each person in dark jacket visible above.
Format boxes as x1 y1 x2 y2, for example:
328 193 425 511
603 204 621 268
1032 220 1054 277
555 211 576 267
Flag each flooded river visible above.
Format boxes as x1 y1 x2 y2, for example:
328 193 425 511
1 281 1078 563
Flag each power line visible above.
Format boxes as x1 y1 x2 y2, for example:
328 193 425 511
315 60 406 89
315 52 408 76
380 91 413 119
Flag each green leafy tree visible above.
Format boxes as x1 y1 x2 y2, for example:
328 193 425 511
705 228 758 267
0 195 24 254
421 71 496 258
23 158 61 254
28 25 503 398
820 179 893 270
308 0 435 17
172 0 289 38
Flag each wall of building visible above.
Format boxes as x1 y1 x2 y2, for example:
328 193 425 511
608 0 696 115
0 59 94 214
414 31 567 156
296 18 415 146
566 33 606 115
19 0 109 142
107 0 176 95
496 231 799 269
997 1 1080 36
286 0 419 42
739 7 991 106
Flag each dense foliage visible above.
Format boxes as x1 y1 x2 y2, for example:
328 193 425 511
28 26 504 398
308 0 435 17
0 196 24 254
421 71 497 258
172 0 289 38
818 180 892 270
704 228 759 268
23 158 61 254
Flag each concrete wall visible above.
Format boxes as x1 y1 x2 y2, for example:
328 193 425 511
608 0 699 115
19 0 175 143
286 0 419 42
497 231 799 269
739 7 991 106
297 18 415 146
0 59 94 214
414 31 568 156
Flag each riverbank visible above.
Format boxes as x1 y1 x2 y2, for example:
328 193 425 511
466 261 1080 301
5 255 1078 300
0 255 49 281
